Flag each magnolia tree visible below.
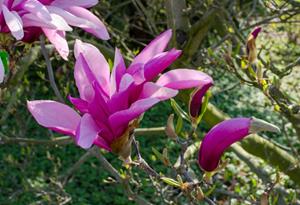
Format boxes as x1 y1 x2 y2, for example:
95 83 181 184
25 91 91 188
1 0 299 204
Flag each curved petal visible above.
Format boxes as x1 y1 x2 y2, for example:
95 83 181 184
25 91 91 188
143 49 182 81
47 6 94 28
76 113 100 149
110 48 126 96
73 53 94 102
27 100 81 136
128 29 172 68
2 5 24 40
23 0 52 21
74 40 110 96
156 69 213 90
22 13 72 31
42 28 69 60
109 98 159 132
66 6 109 40
198 118 251 172
189 82 213 118
139 82 178 101
94 136 112 151
68 95 88 113
52 0 98 8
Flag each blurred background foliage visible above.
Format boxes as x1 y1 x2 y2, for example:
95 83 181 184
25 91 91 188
0 0 299 204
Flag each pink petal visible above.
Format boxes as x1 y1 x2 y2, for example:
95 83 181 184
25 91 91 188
52 0 98 8
110 48 126 96
2 5 24 40
68 95 89 113
189 82 213 118
156 69 213 90
42 28 69 60
119 73 134 92
107 87 130 114
93 136 112 152
143 49 182 81
108 98 160 132
22 13 57 29
139 82 178 100
198 118 251 172
251 27 262 39
66 6 109 40
76 113 100 149
47 6 95 29
74 40 110 96
27 100 81 136
23 0 52 21
129 29 172 68
73 53 94 102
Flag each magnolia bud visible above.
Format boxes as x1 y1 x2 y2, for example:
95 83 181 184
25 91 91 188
246 27 262 64
165 114 177 140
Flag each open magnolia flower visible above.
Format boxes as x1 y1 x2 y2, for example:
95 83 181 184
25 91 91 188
198 117 280 172
28 29 213 160
0 0 109 59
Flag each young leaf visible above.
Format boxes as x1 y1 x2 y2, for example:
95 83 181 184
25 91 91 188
0 51 9 73
170 98 190 122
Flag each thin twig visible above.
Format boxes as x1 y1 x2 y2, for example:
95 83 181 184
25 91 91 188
90 147 153 205
61 151 92 185
39 35 64 103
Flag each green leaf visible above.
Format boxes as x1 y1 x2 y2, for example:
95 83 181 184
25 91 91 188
152 147 164 163
175 116 183 134
161 177 181 187
196 91 211 124
0 51 9 74
170 99 190 122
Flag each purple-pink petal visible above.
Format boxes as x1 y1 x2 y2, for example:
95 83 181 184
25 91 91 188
66 6 109 40
110 48 126 96
76 113 100 149
189 82 213 118
251 27 261 39
2 5 24 40
68 95 89 113
51 0 98 8
108 98 160 132
42 28 69 60
128 29 172 68
198 118 251 172
143 49 182 81
75 40 110 96
156 69 213 90
27 100 81 136
139 82 178 101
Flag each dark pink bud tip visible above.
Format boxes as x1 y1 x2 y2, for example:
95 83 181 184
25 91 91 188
198 118 251 172
189 81 213 118
251 27 262 39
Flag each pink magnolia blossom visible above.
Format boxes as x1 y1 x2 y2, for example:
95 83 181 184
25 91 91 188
198 117 280 172
0 0 109 60
28 30 212 159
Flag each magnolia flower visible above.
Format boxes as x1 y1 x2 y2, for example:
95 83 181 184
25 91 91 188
28 29 213 159
0 0 109 59
198 117 280 172
246 27 262 63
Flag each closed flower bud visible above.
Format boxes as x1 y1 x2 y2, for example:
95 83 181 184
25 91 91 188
246 27 262 64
